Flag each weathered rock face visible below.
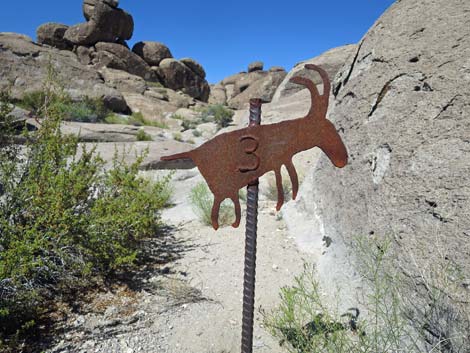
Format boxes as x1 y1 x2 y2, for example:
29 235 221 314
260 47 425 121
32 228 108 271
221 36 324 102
98 67 147 95
179 58 206 79
0 33 127 112
208 84 227 105
132 41 173 66
228 70 286 109
286 0 470 347
271 44 357 103
210 64 287 109
159 58 210 102
36 23 72 50
94 42 157 82
64 1 133 46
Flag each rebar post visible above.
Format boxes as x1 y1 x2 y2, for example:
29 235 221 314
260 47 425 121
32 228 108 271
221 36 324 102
241 98 262 353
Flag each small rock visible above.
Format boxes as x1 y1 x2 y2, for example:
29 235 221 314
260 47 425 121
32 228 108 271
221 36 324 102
248 61 264 72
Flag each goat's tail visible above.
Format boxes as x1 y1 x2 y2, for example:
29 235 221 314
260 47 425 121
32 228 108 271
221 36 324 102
160 151 192 161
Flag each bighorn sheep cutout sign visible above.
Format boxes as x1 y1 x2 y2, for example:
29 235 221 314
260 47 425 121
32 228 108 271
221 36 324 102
161 64 348 230
162 64 347 353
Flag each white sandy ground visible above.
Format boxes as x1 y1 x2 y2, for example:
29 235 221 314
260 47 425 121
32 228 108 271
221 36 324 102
46 168 315 353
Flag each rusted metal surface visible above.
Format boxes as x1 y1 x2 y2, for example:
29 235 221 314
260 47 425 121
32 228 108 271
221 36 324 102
161 64 348 230
240 99 261 353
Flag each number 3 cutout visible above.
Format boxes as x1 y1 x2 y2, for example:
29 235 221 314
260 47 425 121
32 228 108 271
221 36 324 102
238 135 260 172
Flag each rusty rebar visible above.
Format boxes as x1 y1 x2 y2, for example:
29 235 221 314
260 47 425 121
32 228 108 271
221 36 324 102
241 98 262 353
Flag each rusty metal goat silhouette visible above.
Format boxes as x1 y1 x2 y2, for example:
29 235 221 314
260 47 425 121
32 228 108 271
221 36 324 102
161 64 348 230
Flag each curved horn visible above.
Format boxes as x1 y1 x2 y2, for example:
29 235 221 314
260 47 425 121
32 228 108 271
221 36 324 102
289 64 331 119
304 64 331 98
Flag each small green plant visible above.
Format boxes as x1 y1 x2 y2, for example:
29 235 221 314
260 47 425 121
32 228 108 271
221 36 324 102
189 182 244 227
181 119 196 131
147 81 164 88
0 91 15 147
20 90 108 123
171 114 184 120
199 104 234 129
105 113 129 125
262 236 457 353
136 128 153 141
173 132 183 142
192 129 202 137
105 112 168 129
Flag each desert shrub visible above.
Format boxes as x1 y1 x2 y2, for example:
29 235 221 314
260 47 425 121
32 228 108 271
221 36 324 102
262 236 461 353
136 128 153 141
173 132 183 142
181 119 196 131
20 91 108 123
199 104 234 128
105 113 129 125
0 91 15 146
170 114 184 120
0 70 171 345
105 112 168 129
192 129 202 137
189 182 243 227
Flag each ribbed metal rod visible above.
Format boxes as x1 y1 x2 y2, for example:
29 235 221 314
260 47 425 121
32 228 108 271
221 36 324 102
241 98 262 353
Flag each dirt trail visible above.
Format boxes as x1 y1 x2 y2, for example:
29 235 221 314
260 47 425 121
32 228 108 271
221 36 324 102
147 169 308 353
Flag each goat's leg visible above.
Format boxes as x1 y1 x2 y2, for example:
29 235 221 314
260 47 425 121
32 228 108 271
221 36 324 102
274 168 284 211
211 197 222 230
231 194 241 228
285 160 299 200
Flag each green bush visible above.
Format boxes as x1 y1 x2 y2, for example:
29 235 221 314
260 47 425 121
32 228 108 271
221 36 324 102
0 74 171 345
136 128 153 141
20 91 108 123
262 236 466 353
199 104 234 129
189 182 244 227
173 132 183 142
0 91 15 147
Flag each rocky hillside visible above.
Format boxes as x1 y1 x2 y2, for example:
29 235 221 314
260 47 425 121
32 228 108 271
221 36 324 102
284 0 470 349
0 0 212 126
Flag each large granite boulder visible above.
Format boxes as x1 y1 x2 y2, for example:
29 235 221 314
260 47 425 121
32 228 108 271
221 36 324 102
284 0 470 349
83 0 119 21
64 1 133 46
179 58 206 79
132 41 173 66
93 42 157 82
159 58 210 102
36 23 72 50
271 44 357 103
0 33 127 112
98 67 147 94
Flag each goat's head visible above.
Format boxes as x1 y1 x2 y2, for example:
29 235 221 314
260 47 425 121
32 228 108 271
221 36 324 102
290 64 348 168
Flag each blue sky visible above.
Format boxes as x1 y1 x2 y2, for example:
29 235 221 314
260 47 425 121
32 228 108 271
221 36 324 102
1 0 395 83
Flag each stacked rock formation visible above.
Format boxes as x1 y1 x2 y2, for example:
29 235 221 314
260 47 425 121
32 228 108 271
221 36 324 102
209 61 287 109
32 0 210 102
